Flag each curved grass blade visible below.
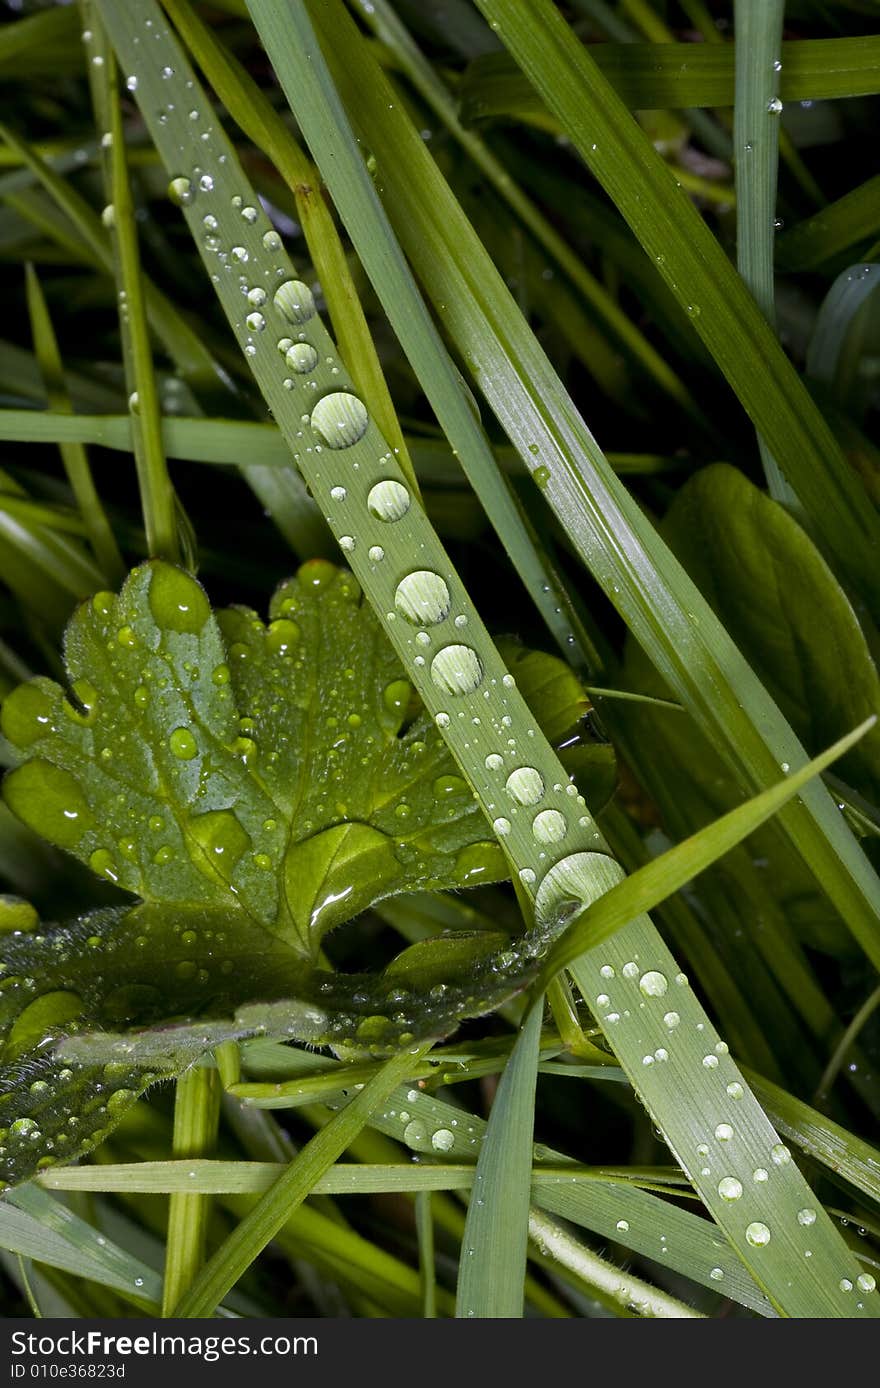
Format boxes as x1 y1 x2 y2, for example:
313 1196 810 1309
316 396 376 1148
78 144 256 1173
455 996 542 1318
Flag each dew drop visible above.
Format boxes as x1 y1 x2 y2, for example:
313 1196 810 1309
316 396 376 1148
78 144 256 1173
266 619 300 656
245 311 266 333
367 479 411 522
714 1123 734 1142
89 849 119 884
770 1143 791 1166
531 808 567 844
395 571 450 625
746 1222 771 1247
149 566 210 634
338 535 356 553
430 645 483 697
492 817 511 836
285 342 319 373
330 485 347 502
710 1267 724 1281
505 767 544 806
717 1176 743 1201
663 1011 680 1029
767 96 783 114
639 970 668 998
616 1220 629 1233
274 279 316 324
857 1273 876 1293
753 1168 768 1183
534 851 624 928
262 229 282 251
797 1207 816 1226
168 176 193 206
169 727 198 760
485 753 504 771
368 545 385 562
431 1128 455 1152
310 392 369 449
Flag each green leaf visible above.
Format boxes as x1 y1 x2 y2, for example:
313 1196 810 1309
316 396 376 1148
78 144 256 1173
660 465 880 805
0 560 598 1186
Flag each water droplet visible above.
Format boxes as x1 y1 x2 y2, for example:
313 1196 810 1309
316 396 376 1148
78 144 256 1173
430 645 483 697
703 1054 719 1069
310 392 369 448
505 767 544 806
274 279 316 323
431 1128 454 1152
89 848 119 884
212 664 230 686
726 1081 744 1100
492 817 511 836
394 571 450 625
797 1207 816 1226
1 682 56 747
330 485 347 502
435 712 450 729
663 1011 680 1029
770 1143 790 1166
714 1123 733 1142
709 1267 724 1281
188 809 251 884
485 753 504 772
231 246 248 263
262 229 282 251
534 465 551 488
101 203 115 228
4 760 95 850
718 1176 742 1201
367 479 411 522
403 1119 427 1147
857 1273 876 1292
285 342 319 373
126 75 138 92
368 545 384 562
616 1220 629 1233
519 867 536 885
383 679 411 717
338 535 356 552
267 619 300 656
149 566 210 634
767 96 783 114
746 1222 771 1247
531 808 566 843
753 1168 768 1183
639 970 668 998
169 727 198 760
168 176 193 206
245 311 266 333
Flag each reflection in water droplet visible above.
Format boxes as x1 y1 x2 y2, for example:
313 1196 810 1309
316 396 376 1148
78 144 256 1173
714 1123 734 1142
285 342 319 373
310 392 369 449
531 808 566 843
797 1208 816 1226
367 479 410 522
492 817 511 836
394 572 450 625
533 851 624 929
770 1143 790 1166
430 645 483 697
717 1176 742 1201
274 279 316 323
505 766 544 806
639 970 668 998
431 1128 455 1152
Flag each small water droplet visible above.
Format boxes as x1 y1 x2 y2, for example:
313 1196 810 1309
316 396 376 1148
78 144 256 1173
531 808 566 843
505 766 544 806
285 341 319 373
718 1176 743 1201
169 727 198 760
767 96 783 114
168 176 193 206
431 1128 455 1152
368 479 410 522
714 1123 733 1142
746 1222 771 1247
274 279 316 323
639 970 668 998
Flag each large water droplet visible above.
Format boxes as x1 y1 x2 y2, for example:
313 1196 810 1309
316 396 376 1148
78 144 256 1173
745 1222 771 1247
169 727 198 761
367 479 410 522
534 851 625 929
639 970 668 998
168 176 193 206
505 767 544 806
4 760 95 849
274 279 316 324
430 645 483 697
267 619 300 656
531 808 566 844
431 1128 455 1152
285 342 319 373
1 682 56 747
310 392 369 449
717 1176 743 1201
188 809 251 884
394 572 450 625
149 566 210 634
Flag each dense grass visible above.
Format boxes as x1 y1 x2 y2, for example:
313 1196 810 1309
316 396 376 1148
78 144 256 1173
0 0 877 1320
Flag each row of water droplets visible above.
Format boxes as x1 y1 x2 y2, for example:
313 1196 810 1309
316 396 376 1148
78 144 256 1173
132 28 613 931
107 2 878 1310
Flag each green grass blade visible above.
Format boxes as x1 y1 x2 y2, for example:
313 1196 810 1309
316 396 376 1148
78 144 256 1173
415 1191 437 1318
777 176 880 272
23 264 124 583
733 1 792 505
244 0 600 675
459 38 880 122
455 997 543 1317
470 0 879 612
162 1066 221 1315
305 0 880 980
172 1045 429 1316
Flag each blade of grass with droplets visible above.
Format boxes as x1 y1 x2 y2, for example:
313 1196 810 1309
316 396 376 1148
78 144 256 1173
734 0 792 505
172 1045 430 1316
469 0 879 613
97 0 877 1316
777 177 880 272
459 37 880 123
84 15 179 563
346 0 700 421
455 996 543 1317
161 0 417 493
303 0 880 972
23 264 124 583
190 0 601 676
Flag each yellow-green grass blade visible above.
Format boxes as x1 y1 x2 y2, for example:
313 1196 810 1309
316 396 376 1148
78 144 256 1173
23 265 124 582
96 0 878 1317
455 997 543 1317
161 1066 221 1315
459 37 880 123
777 176 880 272
303 0 880 978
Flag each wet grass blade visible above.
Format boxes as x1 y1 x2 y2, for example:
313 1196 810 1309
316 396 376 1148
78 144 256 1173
455 997 543 1317
776 177 880 272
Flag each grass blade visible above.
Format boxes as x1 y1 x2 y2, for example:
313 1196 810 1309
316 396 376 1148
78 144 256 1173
455 996 543 1317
